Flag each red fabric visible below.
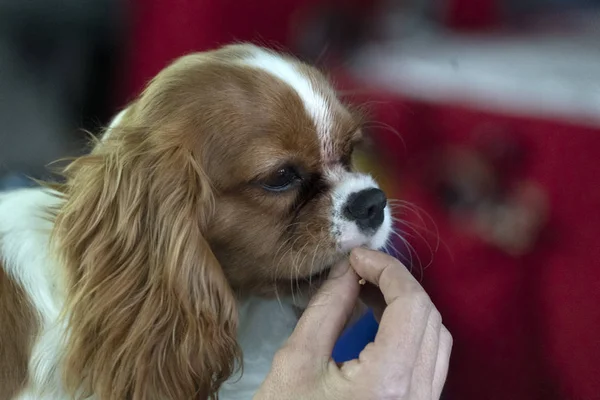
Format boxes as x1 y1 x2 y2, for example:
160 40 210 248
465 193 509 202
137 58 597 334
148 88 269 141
379 102 600 400
119 2 600 399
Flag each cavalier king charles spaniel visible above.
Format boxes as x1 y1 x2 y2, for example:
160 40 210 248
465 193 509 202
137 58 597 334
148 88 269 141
0 44 392 400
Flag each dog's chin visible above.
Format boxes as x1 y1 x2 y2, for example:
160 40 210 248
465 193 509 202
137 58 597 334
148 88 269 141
262 238 385 307
281 254 348 308
260 265 330 309
300 265 332 285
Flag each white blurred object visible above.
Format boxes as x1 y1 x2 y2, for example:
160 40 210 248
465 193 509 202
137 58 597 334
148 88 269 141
351 14 600 126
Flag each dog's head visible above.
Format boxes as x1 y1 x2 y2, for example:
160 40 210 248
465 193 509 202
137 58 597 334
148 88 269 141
53 44 391 399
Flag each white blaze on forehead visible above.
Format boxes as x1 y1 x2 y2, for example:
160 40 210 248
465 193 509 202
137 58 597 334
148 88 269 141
241 49 334 159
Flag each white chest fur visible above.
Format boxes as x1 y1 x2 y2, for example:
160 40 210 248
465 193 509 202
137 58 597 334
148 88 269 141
219 298 299 399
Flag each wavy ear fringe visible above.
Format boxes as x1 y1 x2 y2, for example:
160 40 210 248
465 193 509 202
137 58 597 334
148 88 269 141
51 126 240 400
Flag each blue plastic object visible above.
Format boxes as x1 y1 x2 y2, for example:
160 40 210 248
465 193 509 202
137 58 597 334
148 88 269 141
332 309 379 363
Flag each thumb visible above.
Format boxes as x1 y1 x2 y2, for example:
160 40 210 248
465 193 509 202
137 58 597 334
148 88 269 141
288 260 361 357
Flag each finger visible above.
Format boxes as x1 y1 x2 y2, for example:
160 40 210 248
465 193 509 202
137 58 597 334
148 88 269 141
350 248 421 305
287 260 360 357
410 309 443 400
350 248 433 365
432 326 452 399
358 282 385 322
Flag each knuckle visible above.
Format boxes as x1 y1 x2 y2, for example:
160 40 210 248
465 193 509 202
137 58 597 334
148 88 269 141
409 290 433 311
321 374 350 400
380 374 411 399
400 276 425 295
442 326 454 348
378 259 400 283
430 307 443 326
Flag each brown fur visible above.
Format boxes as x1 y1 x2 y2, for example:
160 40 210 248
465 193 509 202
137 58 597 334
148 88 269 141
0 261 40 400
45 44 363 399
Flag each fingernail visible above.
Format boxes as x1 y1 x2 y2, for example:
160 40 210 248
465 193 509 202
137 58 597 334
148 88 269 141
351 247 372 264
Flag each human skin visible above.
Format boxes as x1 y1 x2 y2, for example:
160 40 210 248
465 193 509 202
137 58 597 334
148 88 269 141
254 247 452 400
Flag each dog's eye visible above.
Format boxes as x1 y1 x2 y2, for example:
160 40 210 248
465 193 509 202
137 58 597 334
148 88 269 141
341 148 354 168
341 142 357 169
262 166 301 192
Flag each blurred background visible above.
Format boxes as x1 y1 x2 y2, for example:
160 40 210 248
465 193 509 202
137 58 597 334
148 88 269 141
1 0 599 399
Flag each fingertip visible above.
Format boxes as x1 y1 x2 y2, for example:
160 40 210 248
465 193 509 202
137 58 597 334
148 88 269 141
350 248 405 274
349 249 416 297
441 326 453 350
349 248 374 275
350 246 373 264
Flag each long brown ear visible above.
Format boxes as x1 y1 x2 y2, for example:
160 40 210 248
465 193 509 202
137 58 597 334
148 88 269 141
52 125 240 400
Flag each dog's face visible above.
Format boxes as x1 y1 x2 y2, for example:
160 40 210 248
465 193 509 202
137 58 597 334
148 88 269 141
131 45 392 298
110 44 392 298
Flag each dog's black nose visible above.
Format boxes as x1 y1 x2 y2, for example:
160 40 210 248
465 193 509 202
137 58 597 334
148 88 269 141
344 188 387 231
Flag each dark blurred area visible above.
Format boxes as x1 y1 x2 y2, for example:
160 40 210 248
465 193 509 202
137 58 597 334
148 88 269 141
1 0 600 399
0 0 125 182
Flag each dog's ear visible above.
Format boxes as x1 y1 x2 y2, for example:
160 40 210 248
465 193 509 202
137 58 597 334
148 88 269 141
53 119 240 400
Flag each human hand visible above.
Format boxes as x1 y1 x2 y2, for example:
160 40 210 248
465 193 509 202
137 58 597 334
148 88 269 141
253 248 452 400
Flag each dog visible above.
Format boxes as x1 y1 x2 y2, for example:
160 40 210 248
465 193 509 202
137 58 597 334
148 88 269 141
0 44 392 400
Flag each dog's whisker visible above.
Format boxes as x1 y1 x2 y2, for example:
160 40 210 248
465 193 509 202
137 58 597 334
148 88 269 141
361 120 406 151
390 214 450 264
389 229 414 269
308 241 321 289
308 227 328 289
271 233 305 305
384 238 402 261
392 217 436 263
388 198 447 268
289 236 308 303
294 241 312 299
388 199 440 242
